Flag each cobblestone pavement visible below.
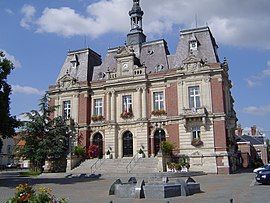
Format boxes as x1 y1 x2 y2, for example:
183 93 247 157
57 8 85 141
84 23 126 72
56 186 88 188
0 170 269 203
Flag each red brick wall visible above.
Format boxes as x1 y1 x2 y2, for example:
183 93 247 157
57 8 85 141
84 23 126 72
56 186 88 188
166 124 179 149
165 82 178 116
78 94 89 125
78 130 90 148
211 77 225 113
213 120 227 151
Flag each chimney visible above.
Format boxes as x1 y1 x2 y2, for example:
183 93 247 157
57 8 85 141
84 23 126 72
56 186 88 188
236 124 243 136
251 125 257 136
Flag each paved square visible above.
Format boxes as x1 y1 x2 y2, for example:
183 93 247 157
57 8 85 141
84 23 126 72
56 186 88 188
0 171 269 203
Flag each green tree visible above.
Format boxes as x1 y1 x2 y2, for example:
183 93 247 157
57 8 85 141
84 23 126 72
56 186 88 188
0 51 20 151
19 94 69 171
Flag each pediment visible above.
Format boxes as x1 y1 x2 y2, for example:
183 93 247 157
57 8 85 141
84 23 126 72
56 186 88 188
115 46 135 58
182 54 202 64
57 72 78 89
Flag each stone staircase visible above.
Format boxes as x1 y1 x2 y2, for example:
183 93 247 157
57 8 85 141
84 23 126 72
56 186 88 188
71 157 159 175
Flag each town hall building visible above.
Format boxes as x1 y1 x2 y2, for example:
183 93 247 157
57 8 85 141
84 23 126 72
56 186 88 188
48 0 237 174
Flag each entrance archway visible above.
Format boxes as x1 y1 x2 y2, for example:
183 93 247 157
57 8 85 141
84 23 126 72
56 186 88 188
154 129 166 155
92 133 103 158
123 131 133 157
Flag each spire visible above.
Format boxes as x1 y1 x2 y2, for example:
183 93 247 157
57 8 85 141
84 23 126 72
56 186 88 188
127 0 146 45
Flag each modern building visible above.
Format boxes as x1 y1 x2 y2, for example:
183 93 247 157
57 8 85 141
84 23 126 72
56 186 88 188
48 0 237 174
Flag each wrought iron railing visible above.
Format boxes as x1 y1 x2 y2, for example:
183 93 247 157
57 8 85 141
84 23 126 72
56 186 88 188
126 152 140 173
90 158 104 174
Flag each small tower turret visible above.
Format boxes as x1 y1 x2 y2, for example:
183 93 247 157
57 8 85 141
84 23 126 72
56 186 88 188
127 0 146 45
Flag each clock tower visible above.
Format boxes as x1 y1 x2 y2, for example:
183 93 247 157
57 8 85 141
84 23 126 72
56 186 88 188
127 0 146 45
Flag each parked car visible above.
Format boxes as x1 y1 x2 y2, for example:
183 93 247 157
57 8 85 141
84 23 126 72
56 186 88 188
253 164 270 173
256 170 270 184
5 163 18 169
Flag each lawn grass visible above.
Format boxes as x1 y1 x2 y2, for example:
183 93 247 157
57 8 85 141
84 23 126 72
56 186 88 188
19 170 41 177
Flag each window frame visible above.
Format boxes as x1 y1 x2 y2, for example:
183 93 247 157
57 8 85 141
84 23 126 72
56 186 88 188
192 126 201 140
188 86 201 109
153 91 164 111
93 98 103 116
122 95 132 113
63 100 71 120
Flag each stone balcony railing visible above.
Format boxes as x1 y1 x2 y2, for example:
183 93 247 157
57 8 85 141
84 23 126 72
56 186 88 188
182 107 207 118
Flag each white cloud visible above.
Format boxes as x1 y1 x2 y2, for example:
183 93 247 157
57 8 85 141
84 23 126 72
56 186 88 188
12 85 44 95
2 50 22 68
243 104 270 116
20 0 270 49
246 61 270 87
5 8 14 15
20 4 36 29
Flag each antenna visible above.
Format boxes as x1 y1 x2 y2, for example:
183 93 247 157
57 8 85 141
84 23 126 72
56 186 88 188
195 14 198 28
84 35 87 48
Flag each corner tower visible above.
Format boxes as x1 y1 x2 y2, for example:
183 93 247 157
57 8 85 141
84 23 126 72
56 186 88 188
127 0 146 45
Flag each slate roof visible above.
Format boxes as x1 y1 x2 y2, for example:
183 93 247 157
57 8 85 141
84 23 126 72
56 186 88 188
236 135 265 145
171 26 219 69
56 48 101 83
55 26 220 83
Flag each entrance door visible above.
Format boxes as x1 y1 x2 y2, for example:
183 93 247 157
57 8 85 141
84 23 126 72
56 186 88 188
123 131 133 157
154 129 166 155
92 133 103 158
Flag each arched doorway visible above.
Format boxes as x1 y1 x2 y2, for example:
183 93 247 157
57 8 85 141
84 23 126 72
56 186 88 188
92 133 103 158
123 131 133 157
154 129 166 155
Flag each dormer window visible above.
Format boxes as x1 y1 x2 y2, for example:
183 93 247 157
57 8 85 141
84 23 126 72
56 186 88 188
189 33 199 52
70 54 78 68
189 41 198 51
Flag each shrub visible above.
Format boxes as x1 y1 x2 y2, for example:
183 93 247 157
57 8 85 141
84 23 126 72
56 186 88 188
160 141 174 155
5 184 67 203
87 145 99 158
73 146 85 157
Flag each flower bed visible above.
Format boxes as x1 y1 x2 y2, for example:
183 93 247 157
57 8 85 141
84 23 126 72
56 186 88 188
151 109 166 116
91 115 105 122
191 138 203 147
120 111 133 119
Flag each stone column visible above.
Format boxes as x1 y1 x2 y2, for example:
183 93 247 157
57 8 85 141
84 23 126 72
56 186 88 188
111 90 116 122
106 92 111 121
151 136 155 157
142 87 147 119
118 136 122 158
136 87 142 119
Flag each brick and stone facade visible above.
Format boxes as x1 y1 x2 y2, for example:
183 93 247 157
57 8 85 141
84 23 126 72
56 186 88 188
48 0 237 174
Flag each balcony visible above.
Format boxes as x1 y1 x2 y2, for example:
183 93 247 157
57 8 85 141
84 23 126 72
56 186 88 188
181 107 208 128
182 107 207 118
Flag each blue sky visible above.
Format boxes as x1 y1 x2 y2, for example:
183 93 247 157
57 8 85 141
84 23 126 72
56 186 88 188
1 0 270 136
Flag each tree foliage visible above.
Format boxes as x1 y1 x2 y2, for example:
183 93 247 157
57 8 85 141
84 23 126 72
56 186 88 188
19 94 69 171
0 51 20 139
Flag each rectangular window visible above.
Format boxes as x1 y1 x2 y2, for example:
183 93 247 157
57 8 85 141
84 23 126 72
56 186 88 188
94 99 103 115
192 126 201 139
63 100 71 120
122 95 132 112
188 86 201 108
153 92 164 110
